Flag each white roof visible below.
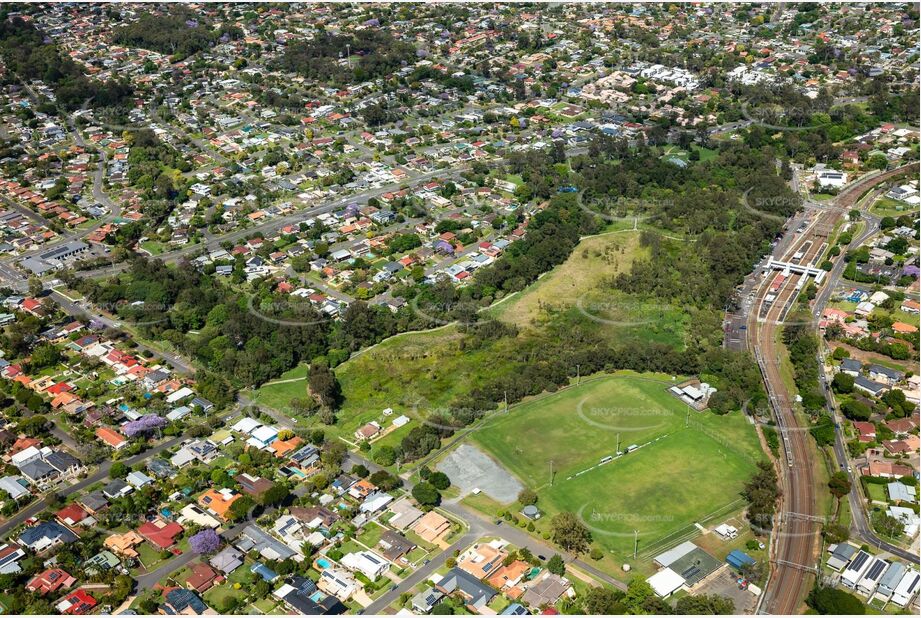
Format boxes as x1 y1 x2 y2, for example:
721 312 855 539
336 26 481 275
126 471 153 487
647 568 685 597
392 415 410 427
251 425 278 442
0 476 28 499
893 569 920 605
11 446 41 466
654 540 696 567
165 386 195 404
232 417 262 434
360 493 394 513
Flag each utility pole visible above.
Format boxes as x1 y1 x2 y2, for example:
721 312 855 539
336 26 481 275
576 364 581 385
549 460 554 487
504 390 508 413
686 404 690 428
346 44 352 70
616 433 620 454
633 529 638 559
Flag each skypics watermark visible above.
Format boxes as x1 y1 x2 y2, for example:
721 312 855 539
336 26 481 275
577 503 675 539
94 300 171 327
575 295 675 328
408 297 483 327
740 188 802 224
246 295 332 328
576 191 666 224
576 397 675 432
739 96 832 133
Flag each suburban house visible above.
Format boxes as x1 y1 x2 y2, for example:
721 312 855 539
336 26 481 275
341 550 389 580
19 521 79 552
198 488 242 521
458 541 508 579
436 567 497 613
235 472 275 498
26 568 76 596
137 518 183 550
104 531 143 558
413 510 452 544
95 426 128 450
210 546 245 574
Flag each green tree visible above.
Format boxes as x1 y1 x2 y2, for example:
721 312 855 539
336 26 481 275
828 471 851 499
428 471 451 490
518 488 538 505
411 481 440 506
582 586 624 615
675 594 735 614
109 462 129 479
807 587 865 614
550 512 592 555
546 554 565 575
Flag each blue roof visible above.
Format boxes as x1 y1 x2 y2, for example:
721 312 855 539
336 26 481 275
251 562 278 582
727 549 755 567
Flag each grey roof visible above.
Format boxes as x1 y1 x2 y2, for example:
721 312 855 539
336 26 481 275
79 490 109 512
412 586 444 612
210 546 244 573
103 479 132 498
39 241 88 261
19 459 58 483
44 450 81 473
438 567 496 608
869 364 903 380
879 562 907 594
840 358 862 371
237 525 297 561
854 375 887 394
888 482 916 502
19 520 78 548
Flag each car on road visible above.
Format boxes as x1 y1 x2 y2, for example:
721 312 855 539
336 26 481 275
494 519 502 525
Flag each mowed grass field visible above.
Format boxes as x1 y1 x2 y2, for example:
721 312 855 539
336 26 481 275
543 429 756 556
472 373 690 481
470 374 762 558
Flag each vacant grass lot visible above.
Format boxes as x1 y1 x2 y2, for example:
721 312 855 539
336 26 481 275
253 231 693 449
487 231 647 328
487 228 689 347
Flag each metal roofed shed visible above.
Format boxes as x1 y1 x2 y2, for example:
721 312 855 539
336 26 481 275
826 543 857 572
653 540 696 568
647 567 685 597
726 549 756 571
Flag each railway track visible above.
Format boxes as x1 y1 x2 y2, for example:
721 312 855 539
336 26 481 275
748 164 913 614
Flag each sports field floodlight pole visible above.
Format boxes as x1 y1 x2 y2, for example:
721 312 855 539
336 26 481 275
633 529 638 559
549 460 554 487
